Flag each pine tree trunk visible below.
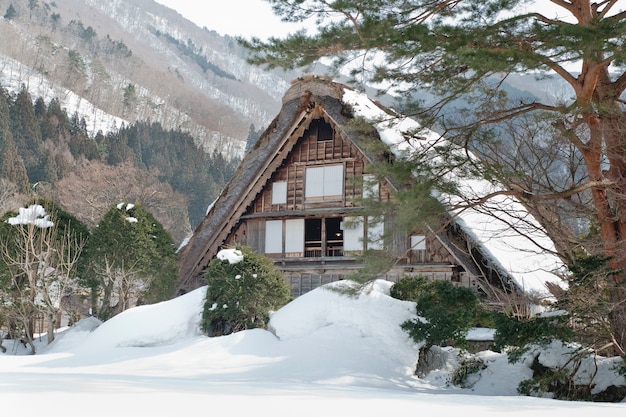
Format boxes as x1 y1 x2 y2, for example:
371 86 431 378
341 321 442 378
582 109 626 356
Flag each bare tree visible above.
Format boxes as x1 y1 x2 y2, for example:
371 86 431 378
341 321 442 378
91 255 146 320
1 205 83 352
40 161 192 244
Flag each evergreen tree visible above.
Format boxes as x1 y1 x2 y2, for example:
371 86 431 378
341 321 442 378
0 87 28 192
10 86 44 182
244 123 263 153
201 246 291 336
391 276 485 375
244 0 626 357
4 4 16 20
79 202 177 320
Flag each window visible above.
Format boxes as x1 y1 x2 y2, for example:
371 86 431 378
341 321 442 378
265 220 282 254
265 219 304 256
285 219 304 254
272 181 287 205
305 165 344 200
411 235 426 250
342 216 385 251
342 217 364 252
264 218 349 258
367 217 385 250
362 175 379 199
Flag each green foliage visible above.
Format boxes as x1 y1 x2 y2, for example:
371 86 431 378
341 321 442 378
123 83 137 110
91 202 175 277
201 247 291 336
244 123 263 153
492 312 574 362
0 85 236 228
554 255 623 353
153 30 236 79
79 203 177 319
32 197 90 243
391 276 483 349
0 87 28 192
67 49 86 75
246 0 624 88
11 86 44 181
107 122 237 227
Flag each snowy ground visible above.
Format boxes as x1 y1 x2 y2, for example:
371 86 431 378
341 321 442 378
1 280 625 416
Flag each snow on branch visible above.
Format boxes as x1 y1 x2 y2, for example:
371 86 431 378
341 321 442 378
6 204 54 228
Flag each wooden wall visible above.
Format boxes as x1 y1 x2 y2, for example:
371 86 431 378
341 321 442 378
285 270 479 298
247 117 389 214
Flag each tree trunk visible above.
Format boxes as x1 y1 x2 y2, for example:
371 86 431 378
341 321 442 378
46 310 56 345
580 108 626 356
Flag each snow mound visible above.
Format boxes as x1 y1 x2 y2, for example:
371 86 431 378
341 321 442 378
270 280 415 341
40 316 103 354
82 287 206 349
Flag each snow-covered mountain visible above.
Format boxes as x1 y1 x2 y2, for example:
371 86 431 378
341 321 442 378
0 0 299 159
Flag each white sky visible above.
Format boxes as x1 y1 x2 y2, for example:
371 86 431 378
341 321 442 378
153 0 307 39
153 0 626 39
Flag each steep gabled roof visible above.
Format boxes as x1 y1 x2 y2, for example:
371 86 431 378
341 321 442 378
176 77 367 292
176 75 565 296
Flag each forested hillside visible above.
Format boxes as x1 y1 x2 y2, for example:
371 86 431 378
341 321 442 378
0 84 239 243
0 0 302 242
0 0 297 156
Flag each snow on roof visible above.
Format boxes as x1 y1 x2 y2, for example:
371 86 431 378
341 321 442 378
341 87 565 296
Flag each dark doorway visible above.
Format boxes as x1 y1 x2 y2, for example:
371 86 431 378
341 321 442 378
325 218 343 256
305 218 322 257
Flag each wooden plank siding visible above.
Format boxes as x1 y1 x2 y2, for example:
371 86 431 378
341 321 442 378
249 121 369 214
286 270 479 298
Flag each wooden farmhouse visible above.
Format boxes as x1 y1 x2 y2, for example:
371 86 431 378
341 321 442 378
175 76 563 299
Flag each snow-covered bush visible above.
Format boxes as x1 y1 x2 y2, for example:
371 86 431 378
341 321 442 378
391 276 488 377
201 246 291 336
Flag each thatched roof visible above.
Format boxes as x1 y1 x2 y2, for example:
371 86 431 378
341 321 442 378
176 76 364 293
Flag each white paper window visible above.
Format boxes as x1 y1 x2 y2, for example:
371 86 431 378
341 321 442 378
367 217 384 250
362 175 379 199
305 165 344 199
410 235 426 250
343 216 364 251
324 165 343 196
265 220 283 254
305 166 325 198
285 219 304 253
272 181 287 205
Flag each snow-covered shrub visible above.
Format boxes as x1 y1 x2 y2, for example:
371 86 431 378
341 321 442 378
517 342 626 402
391 276 487 377
452 356 487 388
492 311 574 362
201 246 291 336
391 276 484 350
